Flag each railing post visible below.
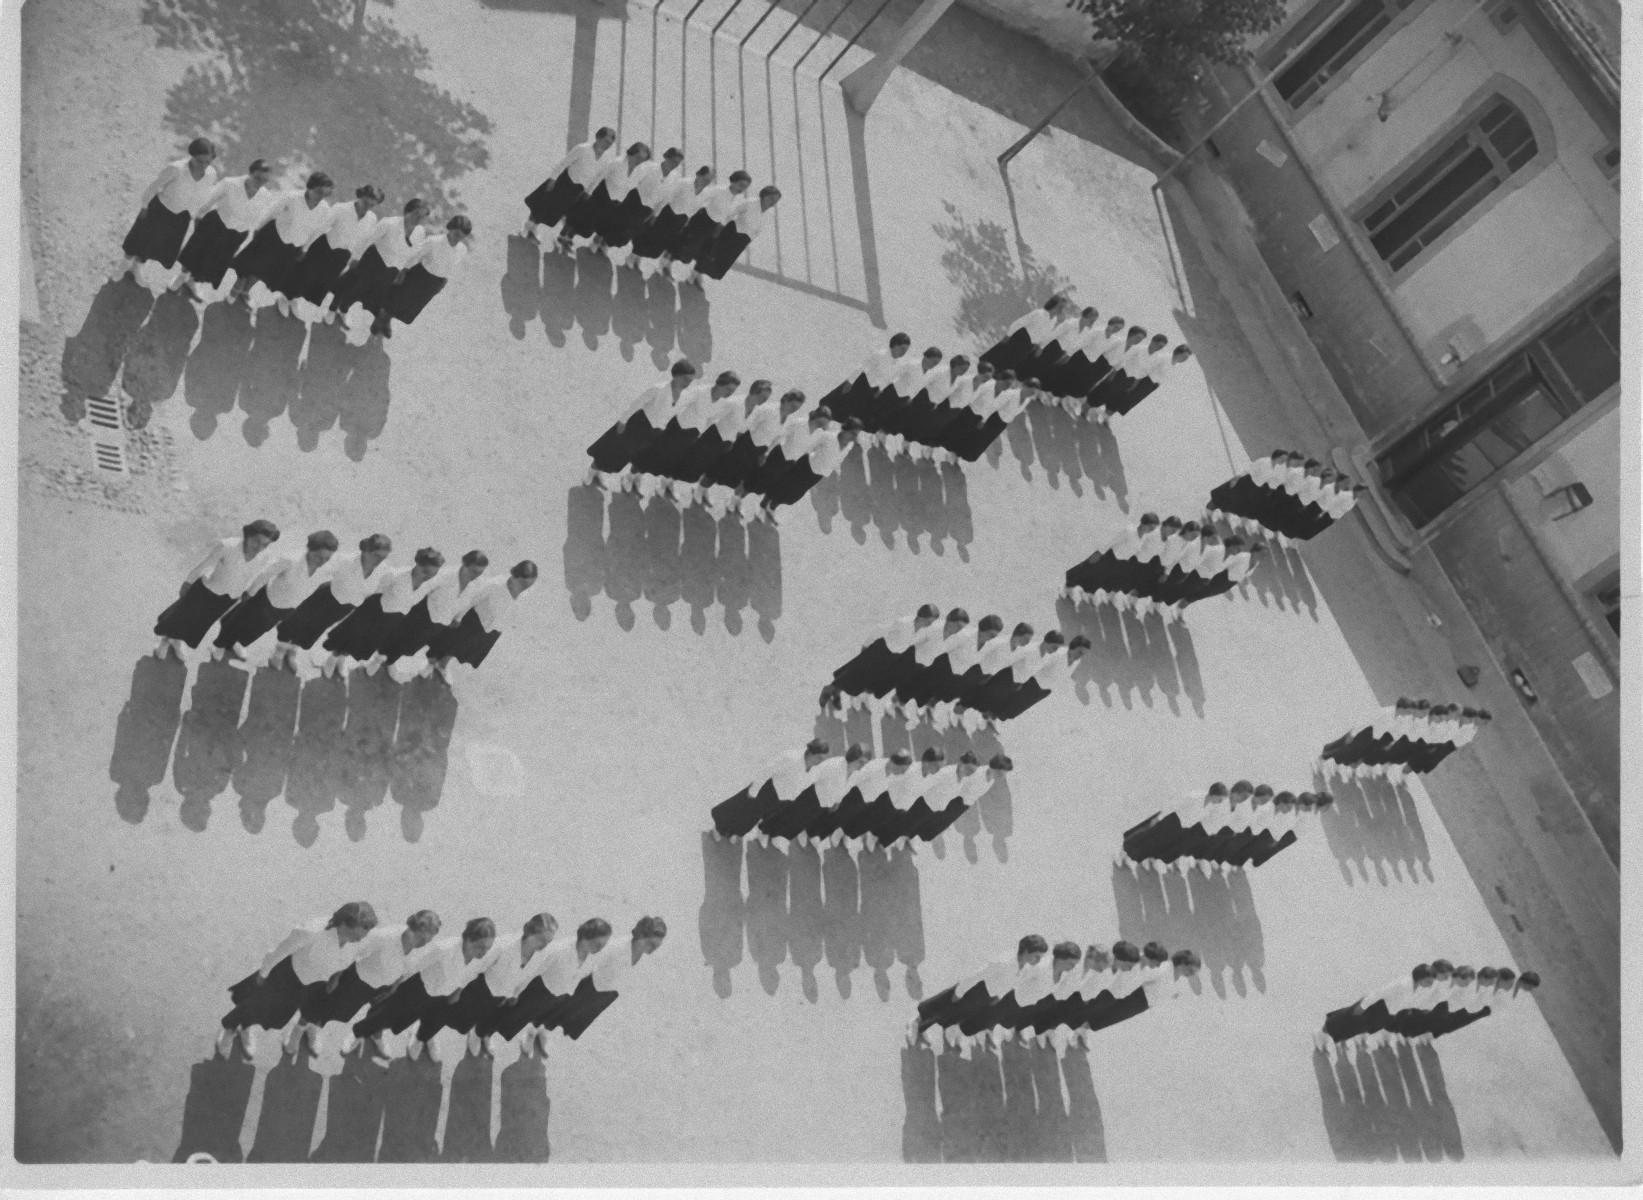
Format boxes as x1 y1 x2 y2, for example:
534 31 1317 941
837 0 955 113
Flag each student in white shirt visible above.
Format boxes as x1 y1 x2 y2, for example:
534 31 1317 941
679 170 752 284
176 156 273 295
153 519 282 659
563 141 652 247
298 909 442 1057
380 214 472 336
826 743 891 846
229 171 336 307
480 916 614 1058
375 548 488 677
219 901 377 1058
587 360 699 486
980 294 1069 378
633 163 716 270
321 546 444 673
831 603 942 706
211 530 339 663
942 361 994 456
550 915 668 1041
1061 314 1128 409
524 125 618 240
700 184 781 280
711 739 832 840
352 917 499 1062
611 146 683 258
121 136 220 276
272 532 394 670
912 933 1047 1046
288 183 384 320
330 198 430 334
1112 335 1180 417
825 333 910 427
422 559 538 679
992 631 1090 721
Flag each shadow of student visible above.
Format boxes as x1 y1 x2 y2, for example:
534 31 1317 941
809 444 973 560
246 1051 324 1162
184 301 255 439
109 655 190 825
440 1052 495 1162
278 671 347 845
1110 860 1266 998
292 319 395 457
911 1042 1106 1163
494 1053 551 1162
334 665 403 842
1056 596 1203 717
698 832 746 998
236 309 308 449
390 672 459 843
121 290 201 420
173 1048 257 1163
60 277 154 416
377 1052 444 1162
1312 1042 1462 1162
1015 400 1129 506
1315 767 1434 888
170 658 251 833
309 1048 388 1162
231 665 302 834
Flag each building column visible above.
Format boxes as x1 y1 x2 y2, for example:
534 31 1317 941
839 0 955 116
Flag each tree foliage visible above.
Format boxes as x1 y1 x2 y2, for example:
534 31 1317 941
1074 0 1286 74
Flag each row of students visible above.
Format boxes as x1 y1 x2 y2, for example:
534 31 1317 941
1120 782 1335 874
120 139 470 339
587 362 861 523
1206 449 1368 547
150 521 537 681
981 294 1193 422
708 739 1014 849
1319 700 1492 779
912 936 1201 1054
524 128 780 287
217 903 667 1063
821 337 1033 464
1062 515 1266 621
1319 961 1541 1057
830 606 1090 729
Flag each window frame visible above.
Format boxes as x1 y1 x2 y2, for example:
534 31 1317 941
1262 0 1429 117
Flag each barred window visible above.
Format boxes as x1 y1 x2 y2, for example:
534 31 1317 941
1361 97 1538 270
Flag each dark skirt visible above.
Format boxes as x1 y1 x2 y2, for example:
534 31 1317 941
331 245 397 317
599 192 651 248
759 784 820 840
979 328 1033 374
1082 986 1148 1034
562 182 614 242
213 587 293 651
1322 1001 1367 1042
588 412 659 474
298 965 384 1026
629 207 689 259
1112 376 1159 416
231 224 304 295
289 235 355 306
673 211 725 265
834 788 876 840
353 975 435 1038
711 780 780 838
700 229 751 280
1086 368 1136 409
322 594 394 661
416 976 497 1041
525 171 583 228
222 956 305 1031
276 585 353 649
387 264 449 325
426 610 503 668
552 975 620 1040
123 197 193 268
478 977 573 1041
832 641 890 697
177 210 249 286
381 597 440 663
155 579 238 647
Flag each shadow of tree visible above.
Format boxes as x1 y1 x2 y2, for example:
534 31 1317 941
930 200 1073 347
139 0 491 209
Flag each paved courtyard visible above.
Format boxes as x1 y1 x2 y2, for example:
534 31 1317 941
13 0 1621 1180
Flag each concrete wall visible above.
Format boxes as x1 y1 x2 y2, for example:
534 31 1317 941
954 0 1096 59
1431 488 1619 852
1504 402 1622 585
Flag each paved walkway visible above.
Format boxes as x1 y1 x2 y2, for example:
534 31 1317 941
12 0 1620 1180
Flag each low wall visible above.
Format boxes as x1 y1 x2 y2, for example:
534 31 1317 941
956 0 1099 60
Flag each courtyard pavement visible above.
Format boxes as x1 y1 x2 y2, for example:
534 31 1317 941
12 0 1622 1182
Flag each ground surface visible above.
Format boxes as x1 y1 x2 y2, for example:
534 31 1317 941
13 0 1621 1179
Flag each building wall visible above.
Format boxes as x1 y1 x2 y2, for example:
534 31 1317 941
1502 401 1621 585
1430 488 1619 851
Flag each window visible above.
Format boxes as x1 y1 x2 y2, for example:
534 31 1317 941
1592 576 1620 637
1274 0 1419 108
1596 145 1620 186
1377 278 1619 526
1360 97 1538 270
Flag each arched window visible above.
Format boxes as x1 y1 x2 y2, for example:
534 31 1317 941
1359 96 1539 270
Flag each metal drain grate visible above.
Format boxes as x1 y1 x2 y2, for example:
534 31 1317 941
84 393 125 431
83 392 130 474
91 438 130 474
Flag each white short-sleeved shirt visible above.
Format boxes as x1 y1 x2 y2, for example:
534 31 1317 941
623 379 680 424
189 536 278 599
845 758 888 799
353 925 428 989
1007 309 1058 344
944 631 989 675
955 768 993 805
453 576 519 633
153 158 221 215
891 359 929 399
414 236 469 279
992 386 1029 423
919 366 954 405
552 142 604 188
628 162 668 209
528 939 595 995
202 176 278 232
759 752 812 800
810 756 852 807
966 379 998 415
918 764 962 806
775 414 814 461
323 203 380 256
484 938 551 997
324 552 390 606
1221 551 1255 582
707 394 746 438
863 347 902 389
261 918 360 985
914 625 965 668
367 216 429 270
586 940 645 992
379 566 442 615
424 570 480 625
417 936 502 997
880 767 920 810
1031 646 1074 689
270 193 335 248
807 429 848 476
729 197 769 239
259 554 334 610
743 402 786 448
655 172 696 215
695 184 739 223
1193 543 1227 578
596 155 638 201
1106 527 1142 559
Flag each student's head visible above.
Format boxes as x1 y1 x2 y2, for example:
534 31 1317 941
988 753 1014 773
1430 958 1454 981
509 560 539 596
1180 520 1201 539
522 912 559 951
305 171 334 198
948 354 970 376
1201 530 1221 547
632 915 669 955
1476 967 1499 989
1041 631 1066 653
446 214 474 242
1206 782 1229 801
808 407 833 428
997 368 1017 385
627 141 652 162
1011 621 1034 645
976 361 996 380
1452 965 1477 986
1079 305 1099 325
413 547 445 577
713 370 741 394
1231 779 1254 799
1142 941 1169 966
1412 963 1435 987
1052 941 1082 976
780 389 806 413
404 198 430 225
1171 949 1201 977
1312 791 1335 812
576 917 613 953
759 185 782 209
728 169 753 193
406 909 442 949
845 743 870 764
360 532 392 565
958 750 981 770
305 529 338 568
1494 967 1517 991
944 606 970 630
1110 940 1141 967
462 918 498 957
594 126 618 150
459 549 490 580
920 746 945 768
1016 934 1049 964
1041 293 1063 312
187 136 217 164
247 157 272 184
914 602 942 627
1067 634 1092 661
748 379 774 402
1516 969 1541 994
1160 516 1183 535
977 614 1004 639
890 332 911 353
662 146 685 168
355 183 385 209
1148 334 1169 353
242 518 280 554
1105 315 1126 333
325 901 379 943
803 738 830 765
1124 326 1147 346
671 360 700 384
1084 944 1111 971
1171 344 1193 364
889 749 914 771
922 347 943 367
1138 513 1161 531
694 165 715 185
1223 535 1245 553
